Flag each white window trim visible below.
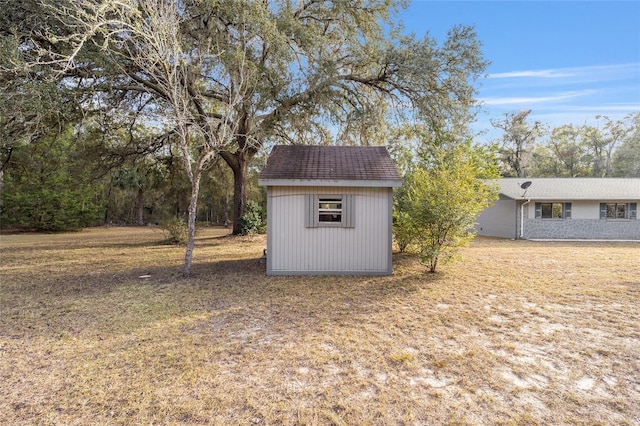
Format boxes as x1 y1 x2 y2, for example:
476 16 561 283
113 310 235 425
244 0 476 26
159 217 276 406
318 196 344 226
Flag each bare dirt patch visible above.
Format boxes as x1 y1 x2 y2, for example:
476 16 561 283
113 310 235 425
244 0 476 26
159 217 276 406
1 228 638 425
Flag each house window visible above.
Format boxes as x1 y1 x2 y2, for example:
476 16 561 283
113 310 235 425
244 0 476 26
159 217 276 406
605 203 629 219
600 203 637 220
541 203 564 219
305 194 355 228
535 202 571 219
607 203 626 219
318 197 342 223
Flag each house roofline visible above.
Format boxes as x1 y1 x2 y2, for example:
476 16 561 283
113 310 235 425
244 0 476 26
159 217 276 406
502 195 639 201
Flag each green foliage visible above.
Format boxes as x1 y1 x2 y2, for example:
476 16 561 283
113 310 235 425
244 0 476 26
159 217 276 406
3 0 489 235
160 217 188 245
238 200 266 236
612 132 640 178
494 111 640 178
2 184 101 232
392 209 414 253
395 139 499 272
1 129 102 231
491 110 546 178
598 113 639 177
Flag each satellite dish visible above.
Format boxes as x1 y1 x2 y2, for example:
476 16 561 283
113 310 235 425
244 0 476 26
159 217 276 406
520 181 532 190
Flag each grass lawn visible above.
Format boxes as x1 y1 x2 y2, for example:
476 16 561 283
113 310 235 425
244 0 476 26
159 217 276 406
1 226 639 425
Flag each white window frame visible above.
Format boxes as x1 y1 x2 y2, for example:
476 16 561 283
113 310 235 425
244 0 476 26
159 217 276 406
318 196 343 225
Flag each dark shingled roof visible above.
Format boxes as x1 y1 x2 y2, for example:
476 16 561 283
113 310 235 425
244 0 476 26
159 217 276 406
259 145 401 182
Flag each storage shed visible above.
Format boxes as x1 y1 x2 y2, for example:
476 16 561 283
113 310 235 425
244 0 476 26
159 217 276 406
258 145 402 275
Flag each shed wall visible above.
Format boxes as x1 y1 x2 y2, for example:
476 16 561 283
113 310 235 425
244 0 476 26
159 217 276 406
266 186 392 274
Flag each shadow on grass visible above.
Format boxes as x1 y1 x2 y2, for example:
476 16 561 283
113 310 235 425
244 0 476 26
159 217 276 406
1 249 439 343
0 237 172 255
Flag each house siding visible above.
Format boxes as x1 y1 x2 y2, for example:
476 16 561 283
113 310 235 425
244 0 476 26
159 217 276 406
266 186 392 275
480 199 640 240
476 199 517 239
523 218 640 240
521 201 640 239
477 179 640 241
524 200 600 220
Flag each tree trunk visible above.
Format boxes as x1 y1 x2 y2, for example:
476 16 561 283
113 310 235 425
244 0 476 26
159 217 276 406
231 157 249 235
0 169 4 212
220 149 257 235
137 186 144 225
184 170 202 276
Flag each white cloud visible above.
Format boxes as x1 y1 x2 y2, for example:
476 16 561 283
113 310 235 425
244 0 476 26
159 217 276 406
489 63 640 81
490 70 574 79
480 91 594 106
473 63 640 140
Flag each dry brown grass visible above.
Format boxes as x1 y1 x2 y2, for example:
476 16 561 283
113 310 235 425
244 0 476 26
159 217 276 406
1 227 639 425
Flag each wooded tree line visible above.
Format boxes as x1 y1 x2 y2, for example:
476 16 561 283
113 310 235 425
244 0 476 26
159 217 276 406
492 110 640 179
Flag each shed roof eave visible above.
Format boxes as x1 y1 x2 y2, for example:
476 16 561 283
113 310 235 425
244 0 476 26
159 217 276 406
258 178 402 188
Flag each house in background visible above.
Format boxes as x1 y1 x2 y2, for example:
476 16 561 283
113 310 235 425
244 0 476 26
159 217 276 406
258 145 402 275
476 178 640 240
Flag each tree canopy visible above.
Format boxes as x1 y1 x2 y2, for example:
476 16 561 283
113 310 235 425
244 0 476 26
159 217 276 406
3 0 488 225
2 0 490 274
492 111 640 178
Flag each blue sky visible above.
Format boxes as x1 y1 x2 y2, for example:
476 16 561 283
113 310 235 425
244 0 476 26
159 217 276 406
400 1 640 142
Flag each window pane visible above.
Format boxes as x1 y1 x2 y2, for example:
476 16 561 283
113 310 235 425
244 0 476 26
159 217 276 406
319 213 342 222
607 203 627 219
541 203 552 218
318 197 342 223
319 201 341 210
552 203 563 219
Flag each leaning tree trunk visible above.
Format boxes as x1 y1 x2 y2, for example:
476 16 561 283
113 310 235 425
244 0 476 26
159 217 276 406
184 170 202 276
231 158 248 235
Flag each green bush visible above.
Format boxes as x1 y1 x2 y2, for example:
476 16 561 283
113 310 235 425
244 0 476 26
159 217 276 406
160 217 188 245
239 200 266 235
393 209 415 253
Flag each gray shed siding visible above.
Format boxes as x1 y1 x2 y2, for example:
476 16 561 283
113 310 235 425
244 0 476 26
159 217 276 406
266 186 393 275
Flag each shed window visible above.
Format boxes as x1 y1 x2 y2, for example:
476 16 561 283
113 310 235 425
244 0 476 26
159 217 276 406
305 194 355 228
318 198 342 223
